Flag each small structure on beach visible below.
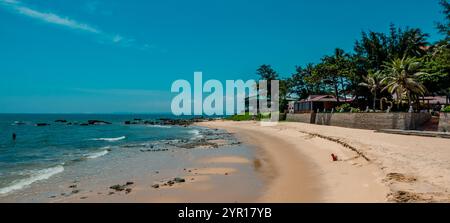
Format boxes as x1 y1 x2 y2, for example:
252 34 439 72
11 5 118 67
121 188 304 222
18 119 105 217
288 95 353 114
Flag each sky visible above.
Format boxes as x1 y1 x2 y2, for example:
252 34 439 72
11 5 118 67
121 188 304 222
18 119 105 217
0 0 446 113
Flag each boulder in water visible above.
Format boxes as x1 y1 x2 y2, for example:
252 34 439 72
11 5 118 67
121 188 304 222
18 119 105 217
36 123 50 127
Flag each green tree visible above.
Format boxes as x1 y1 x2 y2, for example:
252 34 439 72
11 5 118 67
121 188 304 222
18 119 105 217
382 57 428 107
354 31 390 71
359 71 384 110
388 25 429 58
278 79 289 112
256 64 279 98
313 48 354 102
354 25 429 73
421 43 450 104
288 64 317 99
436 0 450 41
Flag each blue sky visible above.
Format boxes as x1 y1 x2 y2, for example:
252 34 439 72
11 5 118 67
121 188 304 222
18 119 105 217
0 0 445 113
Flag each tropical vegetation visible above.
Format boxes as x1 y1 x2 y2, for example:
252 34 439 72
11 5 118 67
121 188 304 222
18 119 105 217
254 0 450 113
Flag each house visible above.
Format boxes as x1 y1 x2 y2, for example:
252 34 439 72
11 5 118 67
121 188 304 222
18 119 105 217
288 95 353 114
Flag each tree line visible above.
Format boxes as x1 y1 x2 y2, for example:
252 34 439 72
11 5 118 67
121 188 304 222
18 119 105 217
255 0 450 112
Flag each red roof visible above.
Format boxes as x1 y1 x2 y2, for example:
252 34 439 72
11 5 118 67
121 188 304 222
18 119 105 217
300 95 353 102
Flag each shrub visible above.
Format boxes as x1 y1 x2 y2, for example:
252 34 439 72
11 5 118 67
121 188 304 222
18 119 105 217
350 107 361 113
226 112 282 121
443 105 450 113
226 113 254 121
335 103 351 112
334 103 362 113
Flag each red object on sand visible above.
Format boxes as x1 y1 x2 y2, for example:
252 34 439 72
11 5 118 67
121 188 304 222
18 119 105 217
331 154 338 162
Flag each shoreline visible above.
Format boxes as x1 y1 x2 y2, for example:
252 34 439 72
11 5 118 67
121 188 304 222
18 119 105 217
199 120 450 203
198 120 388 202
3 119 448 203
0 126 265 203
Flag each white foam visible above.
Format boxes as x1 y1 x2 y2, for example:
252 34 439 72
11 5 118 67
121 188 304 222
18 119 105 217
147 125 172 129
0 165 64 195
86 150 109 159
91 136 126 142
189 129 203 139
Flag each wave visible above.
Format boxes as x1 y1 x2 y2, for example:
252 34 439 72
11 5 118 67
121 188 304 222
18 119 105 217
188 129 203 139
0 165 64 195
91 136 126 142
146 125 172 129
85 149 109 159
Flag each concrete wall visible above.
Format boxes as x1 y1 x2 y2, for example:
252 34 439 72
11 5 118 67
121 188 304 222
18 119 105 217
438 113 450 132
287 112 432 130
286 113 314 123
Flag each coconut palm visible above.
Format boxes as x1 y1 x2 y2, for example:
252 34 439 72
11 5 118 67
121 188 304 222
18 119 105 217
359 71 384 110
382 56 428 108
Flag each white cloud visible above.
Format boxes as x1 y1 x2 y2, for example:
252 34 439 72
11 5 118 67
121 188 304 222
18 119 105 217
0 0 149 49
112 34 124 43
15 6 100 33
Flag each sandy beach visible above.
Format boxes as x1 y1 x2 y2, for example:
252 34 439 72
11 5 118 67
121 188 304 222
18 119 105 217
2 118 449 203
197 120 450 203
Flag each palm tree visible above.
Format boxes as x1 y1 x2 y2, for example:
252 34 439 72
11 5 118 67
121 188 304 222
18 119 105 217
382 56 428 108
359 71 384 110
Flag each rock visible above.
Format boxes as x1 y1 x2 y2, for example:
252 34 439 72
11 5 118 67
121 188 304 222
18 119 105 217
71 190 80 194
167 181 175 186
36 123 50 127
126 181 134 186
225 173 229 176
69 185 77 188
174 177 186 183
55 120 67 123
80 197 88 200
110 184 126 191
125 188 132 194
151 184 160 189
108 192 115 195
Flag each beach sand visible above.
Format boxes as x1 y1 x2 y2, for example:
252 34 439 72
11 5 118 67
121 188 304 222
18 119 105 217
197 120 450 203
4 120 449 203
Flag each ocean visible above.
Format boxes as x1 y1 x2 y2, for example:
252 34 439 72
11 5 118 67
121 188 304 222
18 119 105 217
0 114 209 196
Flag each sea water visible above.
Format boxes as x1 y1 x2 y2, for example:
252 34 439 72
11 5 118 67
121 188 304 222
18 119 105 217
0 114 204 195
